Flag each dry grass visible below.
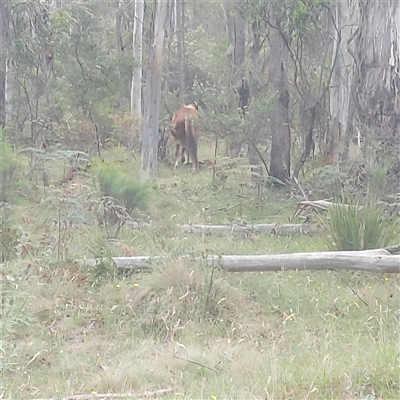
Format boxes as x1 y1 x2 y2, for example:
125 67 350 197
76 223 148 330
1 146 399 400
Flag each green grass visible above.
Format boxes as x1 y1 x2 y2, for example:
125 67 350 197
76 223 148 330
1 145 399 400
320 195 400 251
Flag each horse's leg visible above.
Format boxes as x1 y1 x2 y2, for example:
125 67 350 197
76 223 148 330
174 144 181 169
181 146 186 164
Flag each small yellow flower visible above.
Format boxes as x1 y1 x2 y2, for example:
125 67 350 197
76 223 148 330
91 391 98 395
134 283 139 287
288 275 292 279
115 284 121 288
289 317 293 321
337 286 341 289
385 277 389 281
373 309 377 313
211 396 217 400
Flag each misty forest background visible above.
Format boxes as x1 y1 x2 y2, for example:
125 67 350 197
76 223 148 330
0 0 399 189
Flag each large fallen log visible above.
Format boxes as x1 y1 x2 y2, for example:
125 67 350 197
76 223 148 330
179 223 318 235
78 249 400 273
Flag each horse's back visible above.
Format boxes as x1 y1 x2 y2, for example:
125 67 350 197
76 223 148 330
171 105 199 127
171 105 199 144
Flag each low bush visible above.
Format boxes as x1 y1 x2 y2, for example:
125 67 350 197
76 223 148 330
96 163 151 214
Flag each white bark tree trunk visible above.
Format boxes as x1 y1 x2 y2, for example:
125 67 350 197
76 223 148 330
140 0 168 180
328 0 400 162
328 0 359 161
233 0 245 84
0 0 8 126
5 58 12 124
176 0 185 105
131 0 144 117
354 0 400 148
268 15 291 184
115 0 124 110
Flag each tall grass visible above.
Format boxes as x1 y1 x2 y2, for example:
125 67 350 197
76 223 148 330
321 195 399 250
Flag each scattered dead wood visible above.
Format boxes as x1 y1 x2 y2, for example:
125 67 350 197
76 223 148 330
179 223 318 235
78 249 400 274
292 199 358 221
384 243 400 254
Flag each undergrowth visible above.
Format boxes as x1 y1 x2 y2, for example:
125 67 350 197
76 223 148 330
321 194 400 251
2 146 399 400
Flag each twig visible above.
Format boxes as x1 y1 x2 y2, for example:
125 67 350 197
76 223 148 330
293 176 308 201
251 140 270 176
26 350 43 368
342 279 369 308
173 354 219 373
210 203 240 215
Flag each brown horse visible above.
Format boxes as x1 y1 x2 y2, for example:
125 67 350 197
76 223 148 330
170 104 200 171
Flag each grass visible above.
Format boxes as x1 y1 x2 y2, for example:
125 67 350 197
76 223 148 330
320 195 400 251
1 144 399 400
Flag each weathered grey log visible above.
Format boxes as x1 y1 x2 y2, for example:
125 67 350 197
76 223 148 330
179 223 318 235
78 249 400 273
384 243 400 254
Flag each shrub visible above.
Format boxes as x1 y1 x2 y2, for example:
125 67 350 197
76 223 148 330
321 195 399 251
0 129 18 203
0 130 20 261
96 163 151 214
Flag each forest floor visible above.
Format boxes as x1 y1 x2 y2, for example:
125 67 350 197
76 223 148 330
1 143 399 400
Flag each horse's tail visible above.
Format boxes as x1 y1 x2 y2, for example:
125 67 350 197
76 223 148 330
185 114 198 171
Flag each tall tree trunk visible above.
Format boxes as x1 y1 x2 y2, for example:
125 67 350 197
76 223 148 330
223 0 246 157
140 0 168 180
223 3 235 71
164 0 175 111
248 17 268 182
0 0 8 127
40 0 54 109
353 0 400 160
341 72 358 161
224 0 245 86
115 0 124 110
250 19 264 98
5 58 12 124
328 0 359 162
268 17 291 185
233 0 245 85
131 0 144 117
176 0 185 105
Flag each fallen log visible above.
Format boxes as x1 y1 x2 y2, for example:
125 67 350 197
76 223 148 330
78 249 400 273
292 199 357 221
179 223 318 235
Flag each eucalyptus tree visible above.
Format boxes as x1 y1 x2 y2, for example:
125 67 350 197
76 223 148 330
0 0 9 127
328 0 399 181
175 0 185 105
131 0 144 116
140 0 169 180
